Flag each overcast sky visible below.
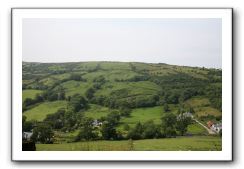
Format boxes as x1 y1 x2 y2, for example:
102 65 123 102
22 18 222 68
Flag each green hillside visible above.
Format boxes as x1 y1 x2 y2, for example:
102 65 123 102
23 101 68 121
22 61 222 151
22 89 43 103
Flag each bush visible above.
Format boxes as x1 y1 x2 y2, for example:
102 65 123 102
161 113 177 137
127 122 143 140
31 124 54 144
67 94 88 112
101 121 118 140
75 118 98 141
44 108 65 129
142 120 161 139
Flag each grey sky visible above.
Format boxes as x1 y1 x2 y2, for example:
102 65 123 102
22 18 222 68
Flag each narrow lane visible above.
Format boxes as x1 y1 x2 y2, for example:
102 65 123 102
193 118 216 135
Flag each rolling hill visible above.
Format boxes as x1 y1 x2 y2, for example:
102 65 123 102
22 61 222 150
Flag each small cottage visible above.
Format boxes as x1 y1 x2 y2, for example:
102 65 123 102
22 132 33 141
177 112 193 120
207 121 214 128
92 119 103 127
210 123 222 133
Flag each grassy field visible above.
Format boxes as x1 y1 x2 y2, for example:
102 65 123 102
22 61 222 151
58 80 91 97
22 89 43 103
36 136 221 151
95 81 161 98
184 97 210 108
53 130 80 143
84 104 111 119
23 101 68 121
184 97 221 117
187 122 208 135
120 106 163 127
195 107 221 117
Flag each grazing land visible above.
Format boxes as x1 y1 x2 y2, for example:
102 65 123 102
22 89 42 103
36 136 221 151
23 101 68 121
22 61 222 151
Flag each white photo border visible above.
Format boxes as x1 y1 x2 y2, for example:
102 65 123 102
11 8 233 161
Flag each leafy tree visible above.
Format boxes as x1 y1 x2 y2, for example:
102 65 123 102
70 73 83 81
85 87 95 100
100 111 121 140
106 111 121 125
57 88 66 100
189 107 195 114
205 85 222 111
161 113 177 137
164 127 177 137
75 117 98 141
23 98 35 107
67 94 88 112
35 93 44 103
93 75 106 83
123 124 130 131
163 103 170 112
64 109 85 131
216 115 222 121
161 113 177 128
176 114 192 136
101 121 117 140
168 92 179 104
91 76 106 90
127 122 144 140
22 115 34 132
142 120 160 139
31 124 54 144
44 108 65 129
120 107 132 117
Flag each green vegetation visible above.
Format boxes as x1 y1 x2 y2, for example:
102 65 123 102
84 104 111 119
22 61 222 151
195 107 221 117
22 89 42 103
120 106 163 127
23 101 67 121
58 80 91 97
36 136 221 151
187 123 208 135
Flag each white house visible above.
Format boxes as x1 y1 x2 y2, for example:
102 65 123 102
92 119 103 127
22 132 33 141
177 112 193 120
210 123 222 133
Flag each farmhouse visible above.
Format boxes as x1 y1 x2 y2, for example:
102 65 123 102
210 123 222 133
207 121 222 133
22 132 33 141
177 112 193 120
92 119 103 127
207 121 214 128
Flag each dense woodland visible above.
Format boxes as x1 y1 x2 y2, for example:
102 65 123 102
22 61 222 145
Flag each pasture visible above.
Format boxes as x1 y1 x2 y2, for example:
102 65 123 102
120 106 163 126
36 136 221 151
22 61 222 151
22 89 43 103
23 101 68 121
